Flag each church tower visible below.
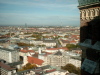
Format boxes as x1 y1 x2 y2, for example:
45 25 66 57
78 0 100 75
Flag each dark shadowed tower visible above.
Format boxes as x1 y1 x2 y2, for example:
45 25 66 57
78 0 100 75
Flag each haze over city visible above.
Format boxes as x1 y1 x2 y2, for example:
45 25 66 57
0 0 80 26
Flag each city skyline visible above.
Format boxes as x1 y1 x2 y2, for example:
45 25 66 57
0 0 80 26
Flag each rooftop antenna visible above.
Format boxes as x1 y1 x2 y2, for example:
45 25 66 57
61 21 63 28
25 23 27 33
9 27 11 46
57 16 63 28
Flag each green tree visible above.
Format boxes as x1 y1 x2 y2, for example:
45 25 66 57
66 44 76 49
66 44 80 50
61 63 81 75
75 44 80 48
31 34 42 40
18 63 37 71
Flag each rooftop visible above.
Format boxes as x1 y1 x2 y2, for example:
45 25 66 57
54 50 62 56
78 0 100 7
0 62 15 71
0 47 17 52
27 56 44 65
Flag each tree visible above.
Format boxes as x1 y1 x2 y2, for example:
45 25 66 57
75 44 80 48
66 44 80 50
66 44 76 50
18 63 37 71
64 35 69 38
61 63 81 75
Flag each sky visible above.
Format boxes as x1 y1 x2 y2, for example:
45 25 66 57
0 0 80 26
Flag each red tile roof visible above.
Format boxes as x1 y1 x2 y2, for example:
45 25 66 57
27 56 44 65
46 69 56 73
0 62 15 70
61 40 70 43
20 50 35 53
70 40 76 43
71 35 80 39
47 48 59 50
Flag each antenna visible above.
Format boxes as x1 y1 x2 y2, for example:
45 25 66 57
9 26 11 46
61 21 62 28
25 23 27 33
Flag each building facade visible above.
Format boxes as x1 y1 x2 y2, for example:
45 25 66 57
78 0 100 75
0 47 19 63
46 50 70 67
0 47 22 75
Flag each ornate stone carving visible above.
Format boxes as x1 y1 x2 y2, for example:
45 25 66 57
86 9 90 20
80 7 100 21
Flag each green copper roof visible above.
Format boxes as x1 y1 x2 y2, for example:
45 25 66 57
78 0 100 6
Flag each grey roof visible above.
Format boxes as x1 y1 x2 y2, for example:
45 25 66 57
8 61 23 66
43 40 56 43
54 50 62 56
12 68 35 75
70 56 81 60
41 65 51 69
0 47 17 52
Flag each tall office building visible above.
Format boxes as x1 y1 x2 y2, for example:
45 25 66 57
78 0 100 75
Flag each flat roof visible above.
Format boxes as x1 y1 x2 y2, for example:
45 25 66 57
0 47 17 52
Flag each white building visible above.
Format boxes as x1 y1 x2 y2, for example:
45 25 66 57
0 47 22 75
0 47 19 63
43 40 56 47
66 51 81 68
19 49 35 66
69 56 81 68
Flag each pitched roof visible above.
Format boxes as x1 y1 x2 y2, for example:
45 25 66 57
54 50 62 56
27 56 44 65
70 40 76 43
0 62 15 70
61 40 70 43
20 50 35 53
45 69 56 73
47 48 58 50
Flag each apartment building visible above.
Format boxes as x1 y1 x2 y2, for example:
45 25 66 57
0 47 22 75
0 47 19 63
46 50 70 67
